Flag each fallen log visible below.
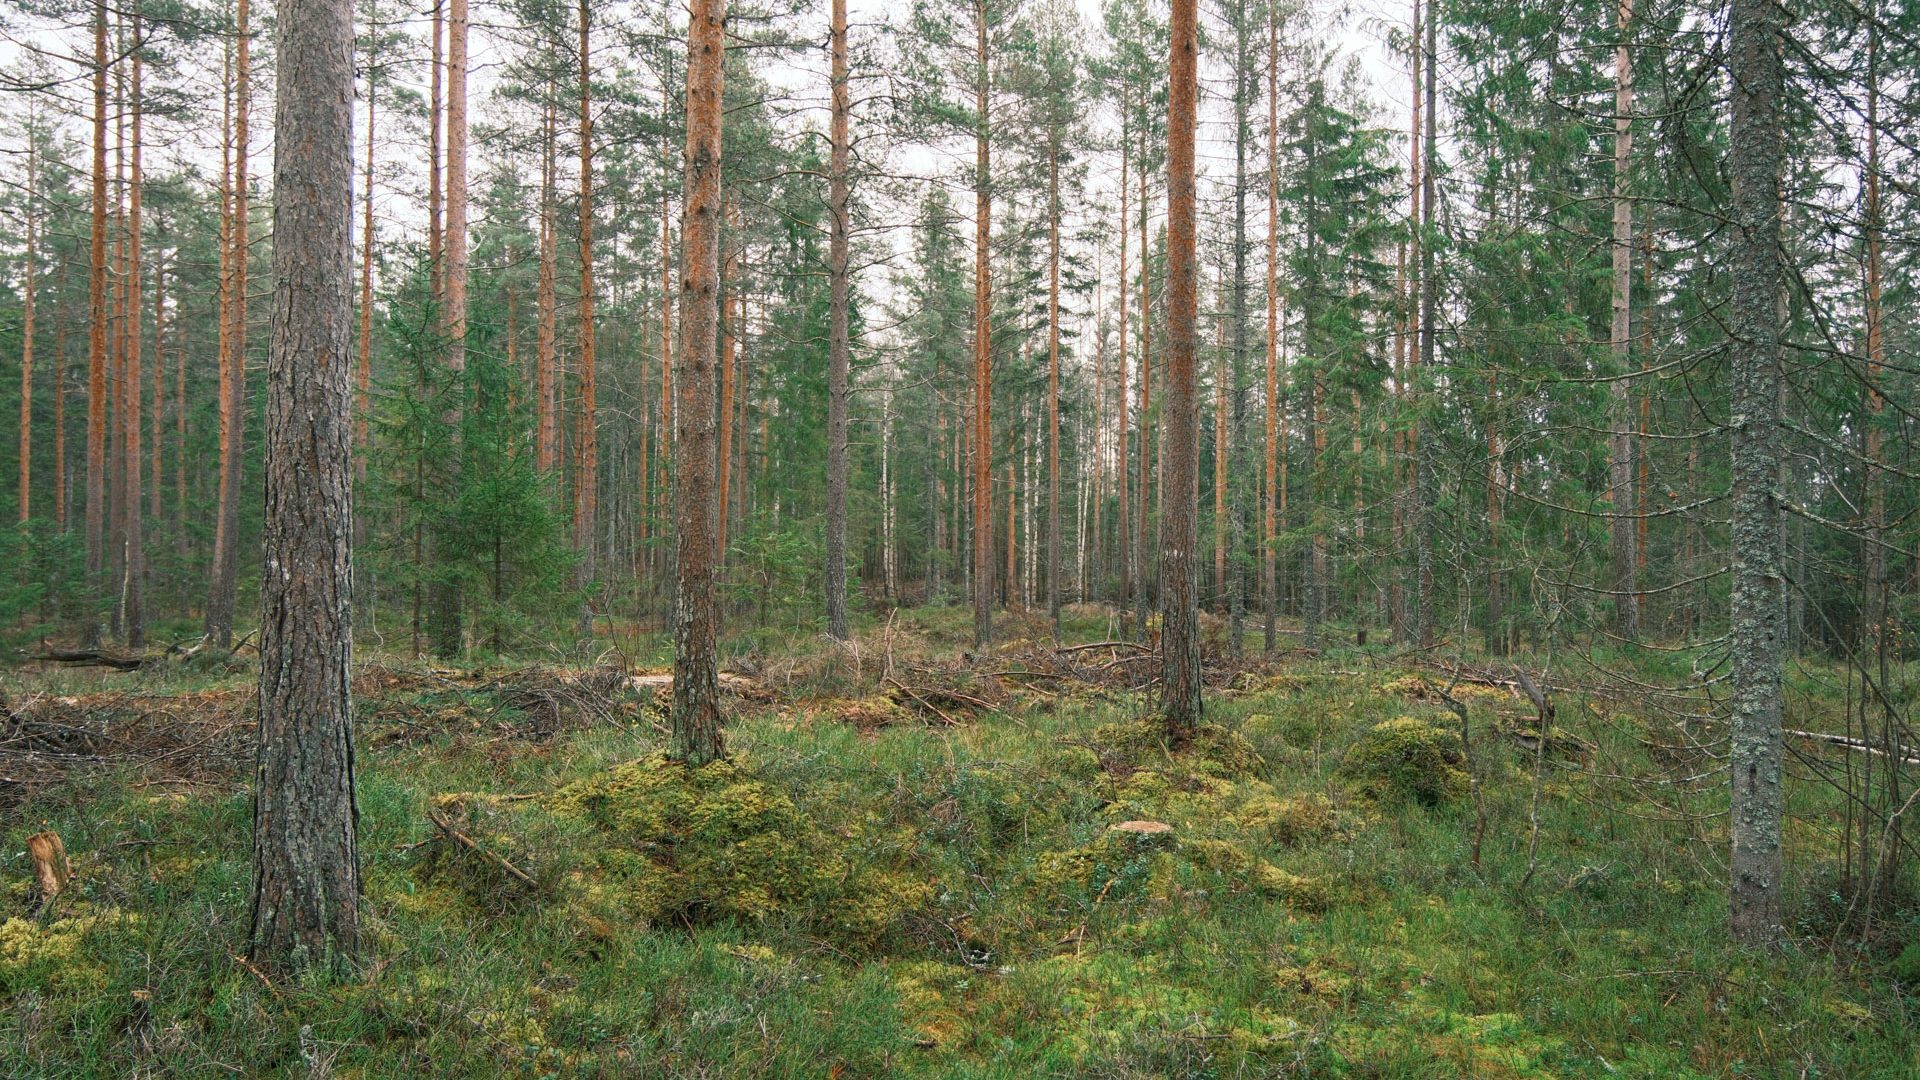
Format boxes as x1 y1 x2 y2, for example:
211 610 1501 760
426 809 539 887
31 649 145 671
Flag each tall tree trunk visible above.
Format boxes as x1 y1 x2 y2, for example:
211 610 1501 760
1228 6 1251 656
1135 86 1152 638
1263 5 1279 652
1162 0 1202 737
717 224 735 561
111 40 126 642
1046 135 1062 640
151 226 164 524
86 0 108 646
207 0 251 649
429 0 469 658
537 95 558 474
124 39 145 649
1117 132 1130 614
429 0 443 303
357 40 376 551
970 0 993 650
576 0 598 605
824 0 852 640
1394 0 1421 648
673 0 727 766
1608 0 1639 639
1412 0 1436 647
248 0 361 970
18 133 35 525
1725 0 1786 947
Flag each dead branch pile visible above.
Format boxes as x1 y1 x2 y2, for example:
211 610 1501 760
0 687 255 808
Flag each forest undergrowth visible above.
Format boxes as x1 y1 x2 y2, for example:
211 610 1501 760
3 606 1916 1078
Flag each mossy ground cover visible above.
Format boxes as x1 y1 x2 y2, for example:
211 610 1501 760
3 611 1917 1077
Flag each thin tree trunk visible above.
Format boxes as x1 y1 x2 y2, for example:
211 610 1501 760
18 134 35 524
248 0 361 970
1725 0 1786 947
1162 0 1202 736
970 0 993 650
86 0 108 646
357 37 376 541
1608 0 1638 639
537 95 558 473
1263 5 1279 652
1135 86 1152 638
576 0 598 604
207 0 251 649
1413 0 1436 648
429 0 469 658
428 0 443 303
1046 135 1062 640
124 39 145 649
672 0 727 766
1117 133 1130 614
824 0 852 639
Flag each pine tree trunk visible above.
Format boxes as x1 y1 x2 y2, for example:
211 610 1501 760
1117 137 1130 615
576 0 598 605
248 0 361 969
207 0 251 649
86 0 109 646
1725 0 1786 948
537 96 558 474
1608 0 1638 640
123 40 145 650
1162 0 1202 738
1046 140 1062 640
1135 87 1152 638
429 0 469 658
970 0 993 650
825 0 852 639
1263 6 1279 652
18 135 35 525
1412 0 1436 648
357 44 376 553
673 0 727 766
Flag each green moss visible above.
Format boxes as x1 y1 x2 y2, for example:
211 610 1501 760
1891 942 1920 986
1336 715 1469 805
1086 718 1264 779
544 752 928 942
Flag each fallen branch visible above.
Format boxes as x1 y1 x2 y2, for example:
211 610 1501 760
1056 640 1151 656
1786 729 1920 767
425 809 539 887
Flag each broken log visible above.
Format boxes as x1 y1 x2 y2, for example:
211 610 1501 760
27 830 71 909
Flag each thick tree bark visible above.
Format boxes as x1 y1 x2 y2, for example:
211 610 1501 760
207 0 251 650
673 0 727 766
1161 0 1201 737
971 0 993 650
825 0 852 640
1608 0 1638 640
1726 0 1786 947
248 0 361 969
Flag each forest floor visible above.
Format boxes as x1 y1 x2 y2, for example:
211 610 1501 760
2 606 1917 1078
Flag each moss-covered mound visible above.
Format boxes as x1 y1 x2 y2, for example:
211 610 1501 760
545 753 930 941
1033 824 1329 912
1336 715 1468 805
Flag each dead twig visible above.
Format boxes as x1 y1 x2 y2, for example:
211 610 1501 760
425 809 538 887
